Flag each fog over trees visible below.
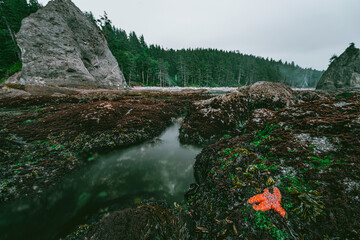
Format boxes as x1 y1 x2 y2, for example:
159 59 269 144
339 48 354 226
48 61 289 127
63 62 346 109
0 2 323 87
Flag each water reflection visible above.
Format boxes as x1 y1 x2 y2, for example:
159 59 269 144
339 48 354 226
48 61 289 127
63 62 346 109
0 122 201 240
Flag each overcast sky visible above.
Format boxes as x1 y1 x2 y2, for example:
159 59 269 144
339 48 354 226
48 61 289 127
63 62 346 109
37 0 360 70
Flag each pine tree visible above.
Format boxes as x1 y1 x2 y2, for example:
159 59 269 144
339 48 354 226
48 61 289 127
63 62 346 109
0 0 41 81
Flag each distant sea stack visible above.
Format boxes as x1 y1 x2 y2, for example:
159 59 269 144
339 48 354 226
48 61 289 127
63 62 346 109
14 0 126 89
316 43 360 90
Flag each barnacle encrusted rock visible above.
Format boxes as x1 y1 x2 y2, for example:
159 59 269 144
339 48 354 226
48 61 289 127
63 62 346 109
180 81 294 144
246 81 294 109
189 93 360 239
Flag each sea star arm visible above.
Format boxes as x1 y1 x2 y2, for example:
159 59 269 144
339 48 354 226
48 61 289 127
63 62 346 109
252 201 272 212
273 187 282 201
247 193 266 204
272 203 286 218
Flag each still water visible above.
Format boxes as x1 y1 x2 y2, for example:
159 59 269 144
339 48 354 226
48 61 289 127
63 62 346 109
0 121 201 240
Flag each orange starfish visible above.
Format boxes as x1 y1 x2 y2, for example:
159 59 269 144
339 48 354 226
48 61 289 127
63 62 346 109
247 187 286 218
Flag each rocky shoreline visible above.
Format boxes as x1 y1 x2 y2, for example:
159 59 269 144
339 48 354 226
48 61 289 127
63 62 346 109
2 0 359 238
77 84 359 240
1 84 359 239
0 89 210 204
189 91 360 239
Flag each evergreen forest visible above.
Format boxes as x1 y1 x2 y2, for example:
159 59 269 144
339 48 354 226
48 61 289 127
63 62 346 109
0 1 324 87
0 0 41 81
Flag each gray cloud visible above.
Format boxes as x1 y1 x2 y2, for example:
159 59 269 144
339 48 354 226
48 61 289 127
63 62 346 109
38 0 360 70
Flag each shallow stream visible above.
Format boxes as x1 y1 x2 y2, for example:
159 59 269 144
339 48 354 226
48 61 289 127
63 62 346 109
0 121 201 239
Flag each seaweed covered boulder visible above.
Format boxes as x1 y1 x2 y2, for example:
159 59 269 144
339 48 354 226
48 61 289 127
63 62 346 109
4 99 177 154
66 202 186 240
245 108 276 132
180 81 294 145
187 93 360 239
246 81 294 109
293 89 331 103
179 91 249 145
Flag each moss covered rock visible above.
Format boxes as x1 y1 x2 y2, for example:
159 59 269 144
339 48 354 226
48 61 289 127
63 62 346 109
188 93 360 239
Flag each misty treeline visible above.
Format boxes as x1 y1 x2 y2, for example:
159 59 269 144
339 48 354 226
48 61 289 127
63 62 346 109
88 12 323 87
0 2 323 87
0 0 41 81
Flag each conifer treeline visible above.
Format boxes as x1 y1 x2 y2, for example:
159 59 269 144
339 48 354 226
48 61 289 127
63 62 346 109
92 13 323 87
0 0 41 81
0 2 323 87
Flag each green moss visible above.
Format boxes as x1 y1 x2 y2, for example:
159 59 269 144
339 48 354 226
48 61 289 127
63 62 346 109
251 124 278 146
336 92 354 100
279 173 312 192
98 191 107 197
23 119 37 124
254 212 290 240
0 62 21 83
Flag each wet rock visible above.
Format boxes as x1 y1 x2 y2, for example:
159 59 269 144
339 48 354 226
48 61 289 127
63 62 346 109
81 202 182 240
24 85 79 96
247 81 294 109
5 71 21 84
5 99 177 154
189 92 360 239
14 0 126 89
0 87 30 98
317 43 360 90
179 91 249 145
293 90 331 103
246 108 276 132
148 137 162 144
294 133 340 154
180 81 294 145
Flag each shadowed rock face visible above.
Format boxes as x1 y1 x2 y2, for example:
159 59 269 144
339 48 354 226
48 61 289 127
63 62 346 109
15 0 126 89
317 44 360 90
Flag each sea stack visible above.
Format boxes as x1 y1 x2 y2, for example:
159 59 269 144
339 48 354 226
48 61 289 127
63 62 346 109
316 43 360 90
14 0 126 89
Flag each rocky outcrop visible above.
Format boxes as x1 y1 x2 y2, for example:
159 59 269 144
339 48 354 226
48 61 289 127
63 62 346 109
293 90 331 103
180 81 294 145
317 43 360 90
245 108 276 131
245 81 294 109
79 202 182 240
179 91 249 144
14 0 126 89
0 85 31 98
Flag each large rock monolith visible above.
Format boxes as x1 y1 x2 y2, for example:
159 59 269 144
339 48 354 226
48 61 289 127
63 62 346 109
14 0 126 89
317 43 360 90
